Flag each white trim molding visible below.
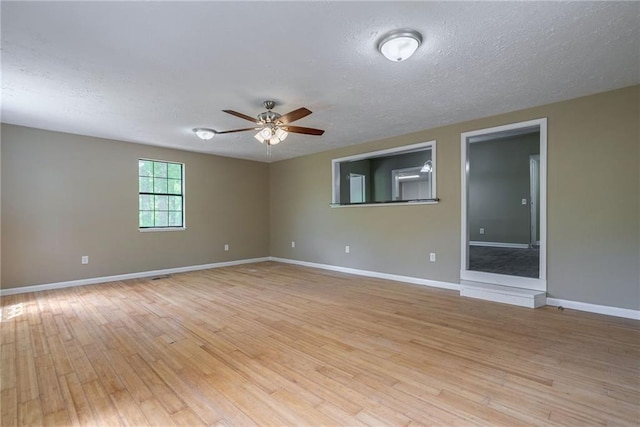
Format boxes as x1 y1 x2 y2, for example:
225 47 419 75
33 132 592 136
330 200 438 208
271 259 637 319
469 241 530 249
546 298 640 320
460 117 548 292
269 257 460 291
3 256 636 321
460 280 546 308
0 257 270 296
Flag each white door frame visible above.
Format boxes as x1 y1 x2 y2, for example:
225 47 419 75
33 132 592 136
530 154 540 247
460 118 547 291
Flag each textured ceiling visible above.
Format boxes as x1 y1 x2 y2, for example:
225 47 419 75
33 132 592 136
2 1 638 162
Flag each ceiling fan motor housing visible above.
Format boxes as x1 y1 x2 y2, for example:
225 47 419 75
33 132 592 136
263 100 276 110
257 110 282 124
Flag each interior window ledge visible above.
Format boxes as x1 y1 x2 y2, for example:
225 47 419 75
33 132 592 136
139 227 187 232
330 200 439 208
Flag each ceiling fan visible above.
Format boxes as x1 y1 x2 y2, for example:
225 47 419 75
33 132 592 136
209 100 325 146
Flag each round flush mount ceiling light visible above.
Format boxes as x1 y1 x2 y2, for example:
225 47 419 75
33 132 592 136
192 128 216 140
378 29 422 62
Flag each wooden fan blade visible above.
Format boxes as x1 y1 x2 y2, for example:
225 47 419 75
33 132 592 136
278 107 312 124
216 127 257 134
285 125 325 136
222 110 257 123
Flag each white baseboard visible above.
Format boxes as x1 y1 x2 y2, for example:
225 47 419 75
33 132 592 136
469 241 530 249
3 256 637 321
0 257 270 296
269 257 460 291
272 258 638 320
546 298 640 320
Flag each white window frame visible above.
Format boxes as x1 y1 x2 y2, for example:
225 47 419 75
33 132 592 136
331 141 437 207
138 158 186 232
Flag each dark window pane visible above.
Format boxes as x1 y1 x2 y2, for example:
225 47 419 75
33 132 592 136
139 211 154 227
139 160 153 177
153 162 168 178
154 178 168 194
155 211 168 227
139 177 153 193
139 195 153 210
168 179 182 194
169 211 183 227
155 195 168 211
167 163 182 179
169 196 182 211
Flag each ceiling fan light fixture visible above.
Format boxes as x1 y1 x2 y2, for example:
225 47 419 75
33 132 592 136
260 127 273 139
255 126 288 145
378 29 422 62
275 128 288 142
192 128 216 140
254 130 267 144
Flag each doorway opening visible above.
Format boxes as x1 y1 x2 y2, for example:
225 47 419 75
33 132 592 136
391 167 432 201
461 118 547 291
349 173 366 203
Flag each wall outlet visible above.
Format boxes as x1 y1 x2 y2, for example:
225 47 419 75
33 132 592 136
479 228 485 235
345 245 350 254
291 241 296 248
429 253 436 262
522 198 527 205
81 255 89 265
224 244 229 251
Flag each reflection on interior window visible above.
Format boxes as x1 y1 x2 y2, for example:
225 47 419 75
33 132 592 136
332 141 436 205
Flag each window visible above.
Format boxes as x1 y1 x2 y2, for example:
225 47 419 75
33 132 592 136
331 141 437 206
138 159 184 229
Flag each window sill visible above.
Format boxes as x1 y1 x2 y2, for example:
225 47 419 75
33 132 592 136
139 227 186 232
330 199 439 208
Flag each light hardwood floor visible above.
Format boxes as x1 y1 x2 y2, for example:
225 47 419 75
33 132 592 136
1 262 638 426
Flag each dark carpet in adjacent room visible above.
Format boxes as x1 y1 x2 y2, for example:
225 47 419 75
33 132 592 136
468 246 539 278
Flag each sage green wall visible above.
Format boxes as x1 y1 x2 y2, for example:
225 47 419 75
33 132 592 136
270 86 639 310
1 124 270 289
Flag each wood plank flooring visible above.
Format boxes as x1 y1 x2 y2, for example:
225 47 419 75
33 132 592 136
1 261 638 426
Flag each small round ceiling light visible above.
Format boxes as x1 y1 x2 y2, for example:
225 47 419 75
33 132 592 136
192 128 216 140
378 29 422 62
